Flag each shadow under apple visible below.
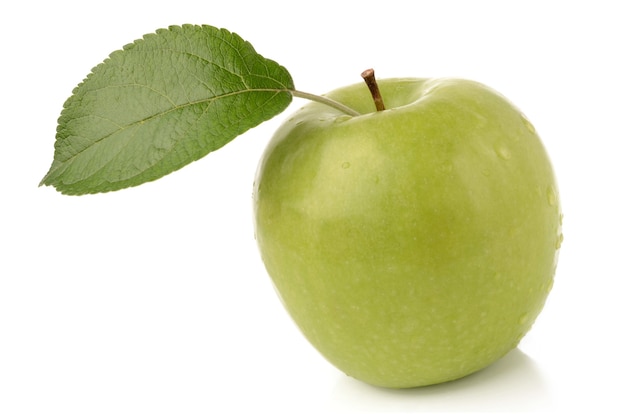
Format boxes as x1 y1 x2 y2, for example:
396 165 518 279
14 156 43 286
328 347 551 413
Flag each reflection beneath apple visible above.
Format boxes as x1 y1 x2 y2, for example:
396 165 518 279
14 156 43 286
328 347 551 412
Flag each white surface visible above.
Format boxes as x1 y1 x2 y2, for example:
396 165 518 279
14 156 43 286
1 1 624 412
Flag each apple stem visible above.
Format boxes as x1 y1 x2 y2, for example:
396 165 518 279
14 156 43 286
290 90 361 117
361 69 385 111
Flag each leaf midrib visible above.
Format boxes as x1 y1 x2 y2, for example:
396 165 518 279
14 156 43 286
47 87 292 180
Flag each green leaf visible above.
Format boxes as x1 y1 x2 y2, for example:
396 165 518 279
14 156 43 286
40 24 294 195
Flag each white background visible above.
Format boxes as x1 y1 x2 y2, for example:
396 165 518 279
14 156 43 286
2 1 624 412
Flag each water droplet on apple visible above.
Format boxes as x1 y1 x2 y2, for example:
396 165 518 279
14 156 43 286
342 162 351 169
333 115 350 124
439 161 453 174
518 313 529 325
495 145 511 160
481 168 491 177
546 185 557 206
555 233 564 249
521 114 537 134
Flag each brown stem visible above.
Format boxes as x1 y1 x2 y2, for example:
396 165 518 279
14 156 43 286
361 68 385 111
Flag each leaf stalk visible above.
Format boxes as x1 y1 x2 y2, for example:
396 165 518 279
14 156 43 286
290 90 360 117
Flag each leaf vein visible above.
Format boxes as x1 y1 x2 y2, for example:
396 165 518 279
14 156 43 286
59 88 291 170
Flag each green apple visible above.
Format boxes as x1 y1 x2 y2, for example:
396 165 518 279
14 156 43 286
253 77 562 388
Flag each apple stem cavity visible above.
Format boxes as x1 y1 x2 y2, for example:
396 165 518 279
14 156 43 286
290 90 361 117
361 68 386 111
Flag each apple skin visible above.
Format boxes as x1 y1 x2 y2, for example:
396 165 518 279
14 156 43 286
253 78 562 388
